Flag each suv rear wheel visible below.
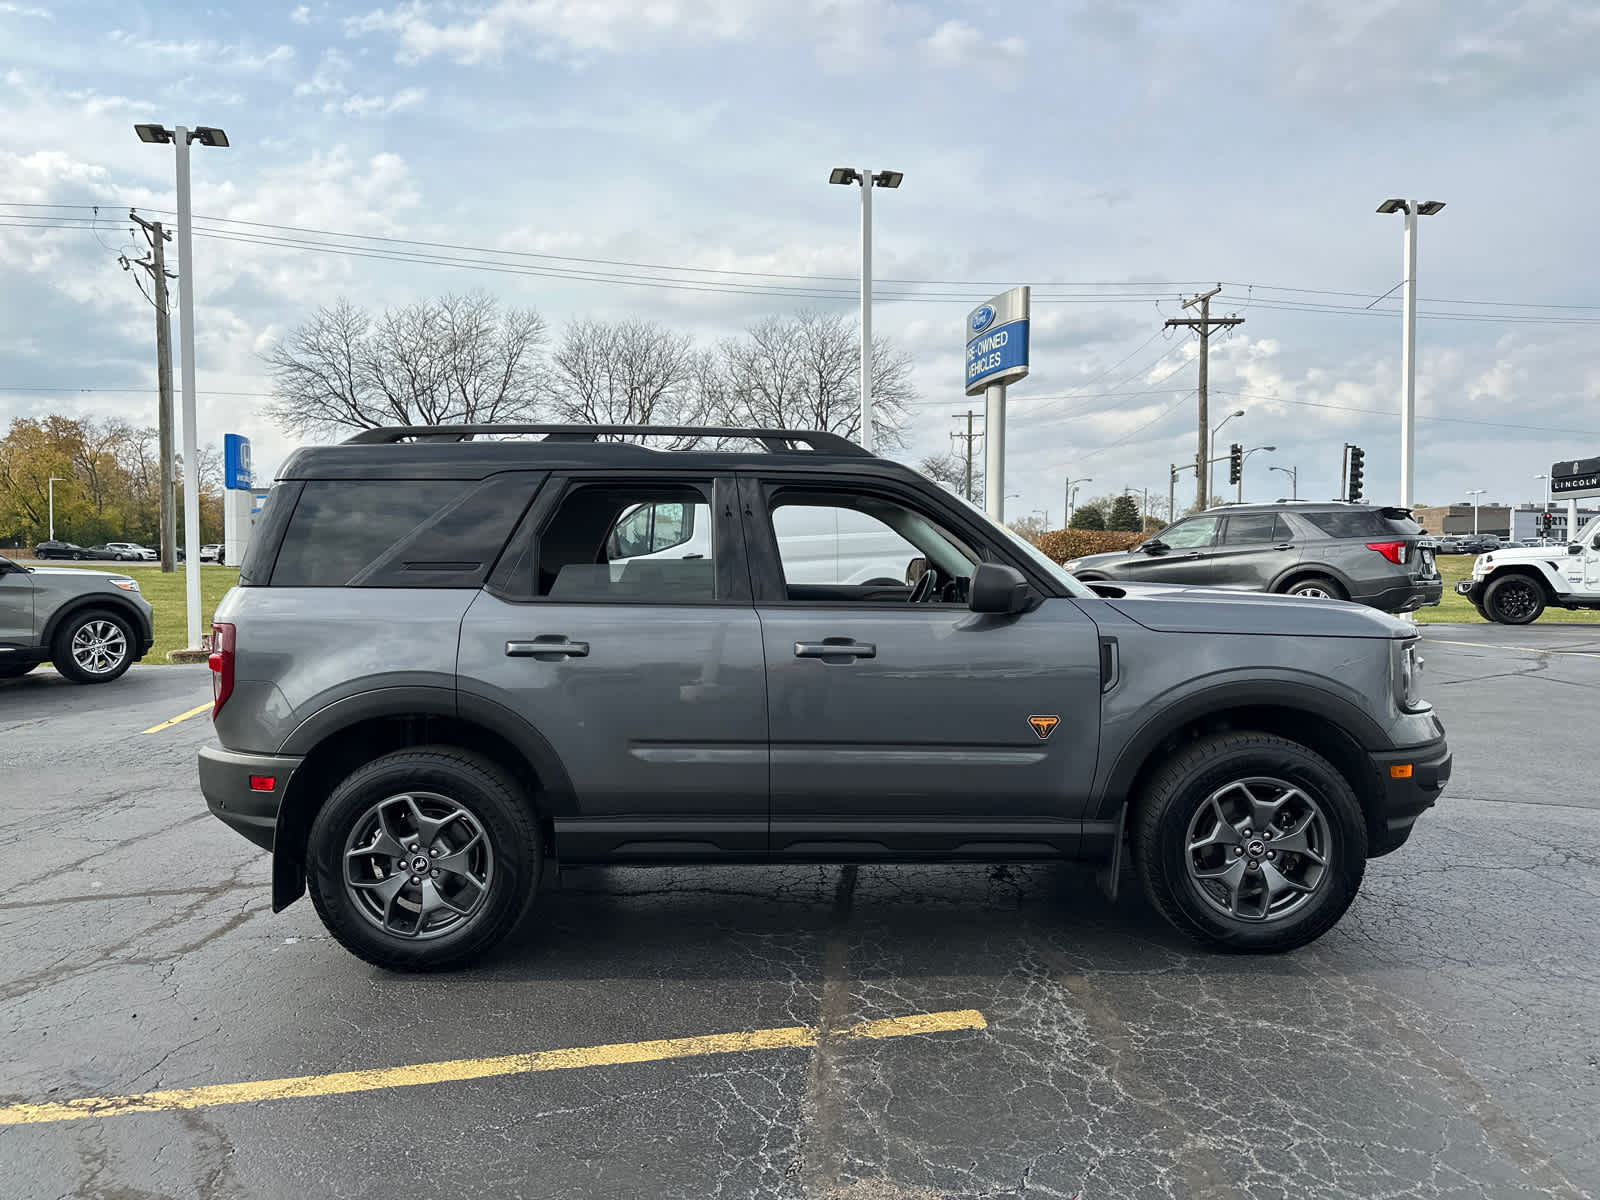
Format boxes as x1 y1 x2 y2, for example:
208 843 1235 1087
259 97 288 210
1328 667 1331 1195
1483 574 1545 625
1283 575 1346 601
1133 732 1366 953
51 608 135 684
307 748 542 971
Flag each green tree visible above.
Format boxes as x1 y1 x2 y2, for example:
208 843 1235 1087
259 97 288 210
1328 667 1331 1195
1070 502 1107 530
1108 494 1143 531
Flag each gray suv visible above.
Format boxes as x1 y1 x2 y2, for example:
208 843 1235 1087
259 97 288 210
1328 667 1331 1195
1063 502 1443 613
0 555 155 682
198 426 1450 970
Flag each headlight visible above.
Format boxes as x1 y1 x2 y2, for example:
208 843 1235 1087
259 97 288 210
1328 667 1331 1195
1063 559 1082 572
1397 640 1426 711
112 578 140 592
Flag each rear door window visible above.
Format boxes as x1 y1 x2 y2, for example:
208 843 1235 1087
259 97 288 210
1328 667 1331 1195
1222 514 1289 544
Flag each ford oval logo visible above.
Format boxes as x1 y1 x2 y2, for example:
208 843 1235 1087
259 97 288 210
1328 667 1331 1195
970 305 996 334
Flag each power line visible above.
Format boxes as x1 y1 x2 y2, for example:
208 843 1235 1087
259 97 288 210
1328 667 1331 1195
1207 389 1600 436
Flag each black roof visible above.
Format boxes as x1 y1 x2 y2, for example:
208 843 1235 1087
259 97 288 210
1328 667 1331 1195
276 424 915 483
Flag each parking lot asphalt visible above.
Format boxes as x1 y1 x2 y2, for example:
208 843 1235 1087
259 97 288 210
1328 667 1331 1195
1 632 1597 1200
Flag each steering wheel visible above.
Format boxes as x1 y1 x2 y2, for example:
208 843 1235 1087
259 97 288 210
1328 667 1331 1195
908 565 940 604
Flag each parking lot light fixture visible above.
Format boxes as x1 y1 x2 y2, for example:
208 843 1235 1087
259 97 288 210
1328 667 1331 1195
136 120 229 651
828 165 902 454
1237 445 1276 502
1376 198 1446 509
1466 487 1487 535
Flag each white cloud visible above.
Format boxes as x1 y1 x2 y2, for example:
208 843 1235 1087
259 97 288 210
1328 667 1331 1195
294 48 351 96
290 4 311 23
105 31 297 72
0 2 52 16
336 87 427 116
922 19 1027 69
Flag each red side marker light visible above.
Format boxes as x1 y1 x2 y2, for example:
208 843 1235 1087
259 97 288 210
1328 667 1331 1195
249 776 276 792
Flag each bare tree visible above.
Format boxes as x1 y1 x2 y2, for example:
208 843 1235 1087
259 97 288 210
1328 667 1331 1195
715 310 913 448
918 452 984 503
265 292 547 436
547 319 709 446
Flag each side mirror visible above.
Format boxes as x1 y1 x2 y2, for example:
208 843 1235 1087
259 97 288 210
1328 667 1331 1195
1142 539 1167 554
1570 544 1584 555
969 562 1030 615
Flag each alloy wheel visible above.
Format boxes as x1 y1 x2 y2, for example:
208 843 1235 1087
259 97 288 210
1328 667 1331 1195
1185 776 1332 922
342 791 495 940
70 620 128 676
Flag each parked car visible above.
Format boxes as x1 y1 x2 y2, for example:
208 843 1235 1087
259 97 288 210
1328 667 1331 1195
83 542 154 562
200 543 223 563
33 540 91 561
1457 513 1600 623
1061 501 1443 613
106 542 157 561
199 423 1449 970
0 555 155 682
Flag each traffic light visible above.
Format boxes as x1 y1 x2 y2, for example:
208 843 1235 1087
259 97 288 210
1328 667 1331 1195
1228 443 1243 486
1347 445 1365 502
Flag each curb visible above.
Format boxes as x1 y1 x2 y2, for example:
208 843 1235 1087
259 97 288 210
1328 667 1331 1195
166 649 210 665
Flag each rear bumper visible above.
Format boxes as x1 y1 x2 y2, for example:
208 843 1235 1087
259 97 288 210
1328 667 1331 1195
1455 579 1484 602
1358 578 1443 613
198 743 301 851
1366 735 1451 856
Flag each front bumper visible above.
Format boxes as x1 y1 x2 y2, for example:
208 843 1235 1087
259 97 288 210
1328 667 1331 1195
198 743 301 851
1366 735 1451 856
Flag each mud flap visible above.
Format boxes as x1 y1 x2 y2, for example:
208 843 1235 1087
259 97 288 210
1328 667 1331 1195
1095 803 1126 902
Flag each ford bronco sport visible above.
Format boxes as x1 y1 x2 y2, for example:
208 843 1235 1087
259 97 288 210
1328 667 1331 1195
198 425 1450 970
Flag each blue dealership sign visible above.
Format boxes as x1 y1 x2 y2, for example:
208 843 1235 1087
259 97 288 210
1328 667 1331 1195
224 434 252 490
964 286 1030 396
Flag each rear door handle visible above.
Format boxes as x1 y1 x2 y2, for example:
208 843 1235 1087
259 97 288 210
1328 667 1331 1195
506 636 590 660
794 638 876 662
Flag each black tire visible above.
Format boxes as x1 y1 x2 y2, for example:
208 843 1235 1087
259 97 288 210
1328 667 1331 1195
1483 574 1545 625
307 747 542 971
1283 575 1347 601
50 607 136 684
1133 732 1367 953
0 661 35 679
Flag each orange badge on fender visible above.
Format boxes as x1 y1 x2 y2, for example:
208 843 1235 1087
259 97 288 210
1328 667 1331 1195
1028 715 1060 740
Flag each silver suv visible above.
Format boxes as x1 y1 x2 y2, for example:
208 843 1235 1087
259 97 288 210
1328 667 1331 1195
1064 502 1444 613
198 425 1451 970
0 555 155 683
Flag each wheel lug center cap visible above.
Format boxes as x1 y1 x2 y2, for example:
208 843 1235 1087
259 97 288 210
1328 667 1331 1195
1246 839 1266 858
410 855 430 873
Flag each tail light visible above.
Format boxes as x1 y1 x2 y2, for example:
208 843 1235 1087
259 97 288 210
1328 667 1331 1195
1365 541 1405 565
210 621 236 716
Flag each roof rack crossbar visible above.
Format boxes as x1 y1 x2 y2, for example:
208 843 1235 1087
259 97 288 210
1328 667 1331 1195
342 424 872 456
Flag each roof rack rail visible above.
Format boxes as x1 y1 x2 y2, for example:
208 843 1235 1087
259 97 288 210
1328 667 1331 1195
341 424 873 456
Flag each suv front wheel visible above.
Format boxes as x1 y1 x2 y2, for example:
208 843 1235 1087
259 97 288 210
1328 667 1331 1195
51 608 135 684
307 748 542 971
1133 732 1366 953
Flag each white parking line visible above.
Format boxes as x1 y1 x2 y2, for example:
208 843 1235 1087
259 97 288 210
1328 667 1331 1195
1428 638 1600 658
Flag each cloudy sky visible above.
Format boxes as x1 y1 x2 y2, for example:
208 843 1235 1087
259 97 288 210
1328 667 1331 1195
2 0 1598 523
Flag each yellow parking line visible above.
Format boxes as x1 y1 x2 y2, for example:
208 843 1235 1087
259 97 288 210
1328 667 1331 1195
0 1008 986 1126
141 701 213 734
1429 638 1600 658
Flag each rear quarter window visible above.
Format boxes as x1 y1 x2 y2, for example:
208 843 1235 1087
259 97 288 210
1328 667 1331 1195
269 476 536 588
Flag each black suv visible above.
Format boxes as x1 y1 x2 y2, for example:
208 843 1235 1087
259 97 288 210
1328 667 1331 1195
1063 502 1443 613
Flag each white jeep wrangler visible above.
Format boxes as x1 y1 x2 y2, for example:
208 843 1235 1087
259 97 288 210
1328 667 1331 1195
1456 514 1600 623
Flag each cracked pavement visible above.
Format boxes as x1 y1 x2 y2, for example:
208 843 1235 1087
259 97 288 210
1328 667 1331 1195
1 630 1597 1199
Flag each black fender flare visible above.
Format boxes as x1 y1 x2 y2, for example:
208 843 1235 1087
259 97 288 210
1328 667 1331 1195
1094 677 1389 821
277 685 579 814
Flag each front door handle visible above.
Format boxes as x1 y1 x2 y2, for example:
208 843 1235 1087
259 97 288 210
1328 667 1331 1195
506 636 590 660
794 638 876 662
1275 543 1295 551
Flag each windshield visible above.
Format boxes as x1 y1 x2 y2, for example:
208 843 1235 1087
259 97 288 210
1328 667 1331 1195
948 492 1095 598
1573 514 1600 545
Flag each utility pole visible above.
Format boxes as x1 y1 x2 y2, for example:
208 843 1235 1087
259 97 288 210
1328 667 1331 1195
1166 285 1243 509
950 410 983 502
126 211 177 572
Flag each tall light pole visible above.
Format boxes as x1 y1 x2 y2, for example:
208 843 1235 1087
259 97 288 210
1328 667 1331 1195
829 167 902 454
47 476 66 541
1209 408 1245 502
1534 473 1550 542
1466 487 1486 535
136 122 229 651
1238 445 1277 502
1064 475 1092 525
1268 463 1298 500
1376 198 1445 509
